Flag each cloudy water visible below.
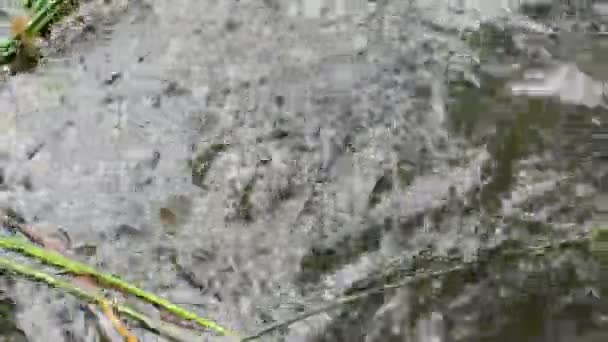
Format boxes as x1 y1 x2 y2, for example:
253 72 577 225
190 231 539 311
0 0 606 341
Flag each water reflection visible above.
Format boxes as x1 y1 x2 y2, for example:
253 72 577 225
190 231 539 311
441 16 607 342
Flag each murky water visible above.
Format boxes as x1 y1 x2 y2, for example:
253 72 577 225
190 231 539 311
0 0 606 341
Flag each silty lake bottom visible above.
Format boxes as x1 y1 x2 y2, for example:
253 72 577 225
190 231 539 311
0 0 606 341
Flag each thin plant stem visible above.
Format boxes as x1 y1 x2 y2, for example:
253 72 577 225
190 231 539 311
242 264 466 341
0 255 188 340
0 236 236 337
243 234 594 341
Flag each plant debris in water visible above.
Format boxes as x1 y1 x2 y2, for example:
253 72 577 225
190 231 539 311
189 143 230 189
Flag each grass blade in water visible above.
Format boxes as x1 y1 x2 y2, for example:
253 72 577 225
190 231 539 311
0 236 236 336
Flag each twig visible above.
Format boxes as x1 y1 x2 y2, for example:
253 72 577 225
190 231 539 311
100 299 139 342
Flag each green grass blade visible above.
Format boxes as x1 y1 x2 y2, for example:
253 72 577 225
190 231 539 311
0 256 152 333
25 0 61 36
0 255 213 341
0 38 17 63
0 236 236 337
